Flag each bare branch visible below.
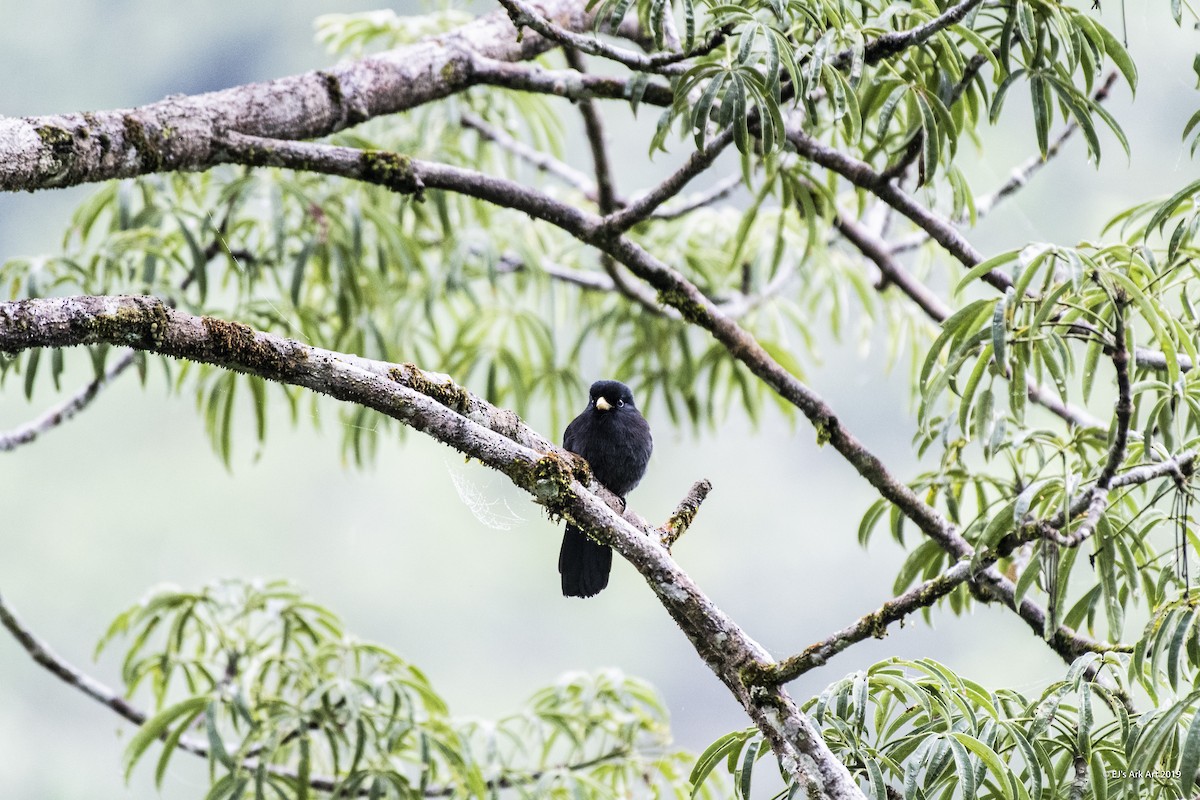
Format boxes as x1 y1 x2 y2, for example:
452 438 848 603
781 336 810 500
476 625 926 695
211 131 1115 676
753 561 975 685
604 129 736 232
785 123 996 284
834 214 951 322
660 479 713 550
495 252 617 291
461 110 597 197
0 348 137 451
498 0 686 75
651 173 743 220
0 0 627 193
842 0 988 68
472 56 673 106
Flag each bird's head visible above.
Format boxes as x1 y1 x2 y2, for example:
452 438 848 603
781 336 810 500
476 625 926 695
588 380 636 413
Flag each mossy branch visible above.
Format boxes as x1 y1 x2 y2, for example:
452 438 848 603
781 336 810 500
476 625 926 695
0 295 864 799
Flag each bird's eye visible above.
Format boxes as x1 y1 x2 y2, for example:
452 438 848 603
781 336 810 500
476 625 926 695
618 399 625 407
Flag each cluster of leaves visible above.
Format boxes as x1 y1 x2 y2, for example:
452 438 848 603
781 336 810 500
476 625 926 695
602 0 1135 193
98 579 711 799
850 145 1200 637
695 654 1200 800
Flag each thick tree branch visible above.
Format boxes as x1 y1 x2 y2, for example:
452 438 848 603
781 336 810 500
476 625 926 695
0 295 865 800
0 0 653 193
0 348 137 451
211 130 1119 682
755 561 975 685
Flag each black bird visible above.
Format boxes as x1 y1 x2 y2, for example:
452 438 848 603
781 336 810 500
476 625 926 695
559 380 653 598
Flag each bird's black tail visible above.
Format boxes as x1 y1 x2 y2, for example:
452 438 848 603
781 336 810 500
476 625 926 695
558 525 612 597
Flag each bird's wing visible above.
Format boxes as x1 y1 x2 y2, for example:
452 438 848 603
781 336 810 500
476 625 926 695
562 412 586 453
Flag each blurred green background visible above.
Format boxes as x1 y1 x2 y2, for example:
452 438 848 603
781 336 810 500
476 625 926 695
1 2 1198 797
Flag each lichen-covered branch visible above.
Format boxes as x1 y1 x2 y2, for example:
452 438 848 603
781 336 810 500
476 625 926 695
0 347 137 451
0 0 627 193
753 561 975 686
212 130 1117 680
0 295 864 799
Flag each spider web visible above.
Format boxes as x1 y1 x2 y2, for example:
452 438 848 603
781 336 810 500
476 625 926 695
447 460 528 531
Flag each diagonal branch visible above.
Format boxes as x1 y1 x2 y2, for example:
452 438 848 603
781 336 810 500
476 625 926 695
651 173 743 220
837 0 988 68
0 348 138 451
212 130 1120 677
0 295 865 800
604 129 737 232
659 479 713 550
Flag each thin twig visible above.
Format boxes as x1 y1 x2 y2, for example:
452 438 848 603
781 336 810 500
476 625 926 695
497 0 687 76
0 348 138 451
565 48 663 315
651 173 743 220
471 56 674 107
461 110 597 198
604 129 737 232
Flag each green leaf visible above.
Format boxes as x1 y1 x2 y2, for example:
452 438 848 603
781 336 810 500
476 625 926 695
125 695 211 781
1179 708 1200 798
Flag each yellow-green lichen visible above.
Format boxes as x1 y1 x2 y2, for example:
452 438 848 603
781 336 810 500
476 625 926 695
656 285 706 323
360 151 421 196
506 451 584 519
391 365 471 413
200 316 288 376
